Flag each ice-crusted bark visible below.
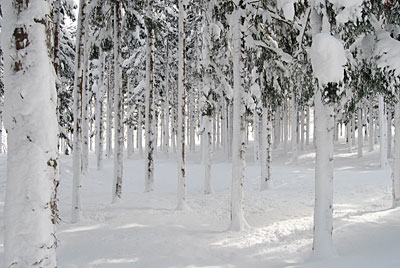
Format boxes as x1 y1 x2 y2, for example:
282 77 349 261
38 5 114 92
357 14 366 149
2 0 59 266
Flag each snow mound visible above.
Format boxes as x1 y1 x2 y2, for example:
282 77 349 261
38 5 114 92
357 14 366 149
310 33 347 85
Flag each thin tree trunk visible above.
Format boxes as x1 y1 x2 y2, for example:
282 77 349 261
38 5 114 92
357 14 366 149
388 108 392 158
95 51 105 170
379 95 389 169
112 2 123 203
177 0 188 210
106 60 113 158
144 0 155 192
261 106 272 191
357 107 363 158
291 93 298 163
392 100 400 207
71 0 87 223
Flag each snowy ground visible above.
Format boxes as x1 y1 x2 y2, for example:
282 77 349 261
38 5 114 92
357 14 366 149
1 141 400 268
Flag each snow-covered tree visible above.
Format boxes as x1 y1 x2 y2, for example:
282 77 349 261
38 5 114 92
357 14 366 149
2 0 59 266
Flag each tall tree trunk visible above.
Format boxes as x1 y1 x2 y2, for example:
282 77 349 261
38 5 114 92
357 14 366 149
106 60 113 158
112 2 123 203
357 107 363 158
127 78 134 158
306 106 310 146
203 116 213 194
3 0 59 266
81 28 90 175
229 2 248 231
177 0 188 210
392 100 400 207
379 95 389 169
291 92 298 163
388 108 392 158
164 40 170 155
71 0 87 223
261 106 272 191
137 104 144 157
144 0 155 192
313 89 335 257
95 50 105 170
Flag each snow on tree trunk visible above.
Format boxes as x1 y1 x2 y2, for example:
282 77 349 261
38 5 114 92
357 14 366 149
347 121 353 153
2 0 59 266
351 116 356 146
144 0 155 192
312 89 335 258
81 24 90 175
112 2 123 203
379 95 389 169
291 92 298 163
306 106 310 146
95 51 105 170
0 110 3 153
261 106 272 191
254 111 260 162
71 0 87 223
357 107 363 158
283 99 289 154
164 40 170 155
189 91 196 152
204 116 213 194
229 3 249 231
300 107 305 150
388 108 392 158
137 104 143 157
105 72 113 159
392 100 400 207
127 78 134 158
176 0 188 210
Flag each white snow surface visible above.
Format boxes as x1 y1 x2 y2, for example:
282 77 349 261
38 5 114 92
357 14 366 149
1 140 400 267
310 33 347 85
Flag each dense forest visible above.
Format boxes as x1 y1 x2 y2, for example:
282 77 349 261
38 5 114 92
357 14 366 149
0 0 400 267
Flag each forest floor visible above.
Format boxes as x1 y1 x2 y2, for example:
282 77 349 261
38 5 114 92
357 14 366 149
1 141 400 267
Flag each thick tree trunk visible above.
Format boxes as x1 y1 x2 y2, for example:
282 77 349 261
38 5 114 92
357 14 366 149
229 4 248 231
291 93 298 163
3 0 59 266
313 89 335 257
204 116 213 194
95 51 105 169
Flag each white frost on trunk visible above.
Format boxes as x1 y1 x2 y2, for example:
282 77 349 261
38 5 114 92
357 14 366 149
71 0 86 223
95 51 105 170
357 107 363 158
379 95 389 169
392 99 400 207
2 0 58 266
312 89 336 258
144 0 155 192
260 106 272 191
177 0 188 210
291 92 298 164
229 4 249 231
112 3 123 203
